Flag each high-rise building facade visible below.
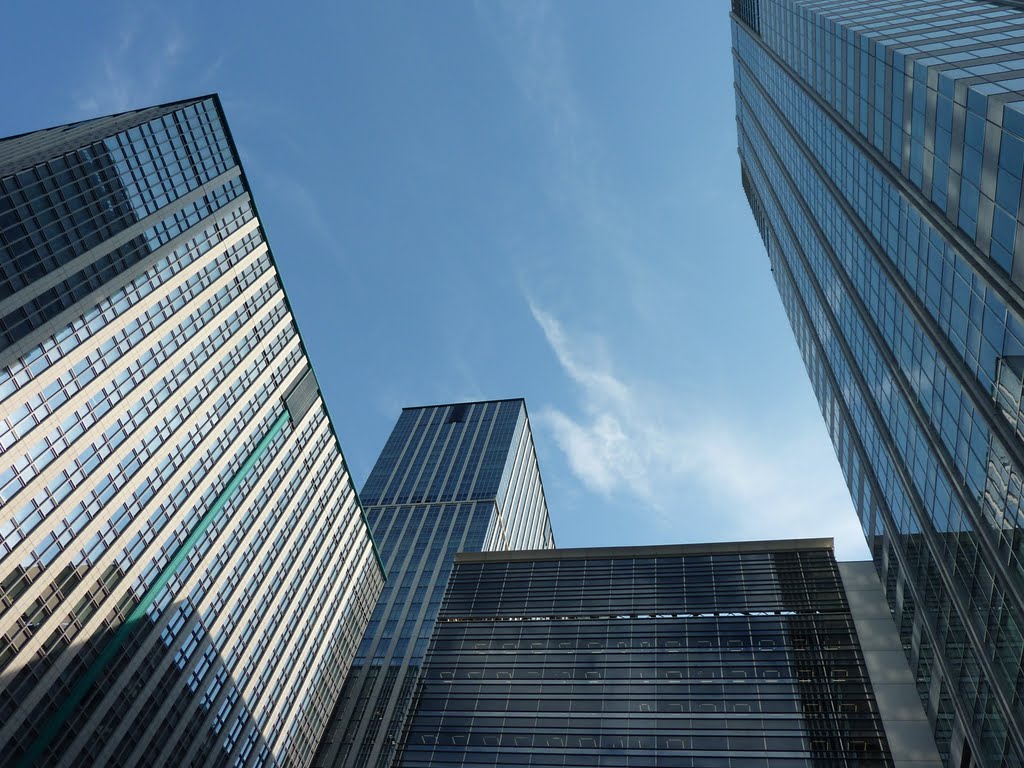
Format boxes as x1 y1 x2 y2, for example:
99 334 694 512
0 96 385 767
396 539 941 767
314 399 555 768
734 1 1024 765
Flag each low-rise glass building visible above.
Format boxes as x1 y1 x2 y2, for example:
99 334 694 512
397 539 940 767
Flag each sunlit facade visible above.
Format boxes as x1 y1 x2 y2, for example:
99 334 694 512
0 96 384 767
734 1 1024 764
313 399 555 768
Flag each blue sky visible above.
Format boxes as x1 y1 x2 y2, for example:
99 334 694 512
1 1 870 559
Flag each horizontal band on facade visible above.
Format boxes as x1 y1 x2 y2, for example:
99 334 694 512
436 609 844 623
454 538 835 564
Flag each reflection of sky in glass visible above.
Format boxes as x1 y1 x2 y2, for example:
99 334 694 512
401 546 892 764
102 99 234 225
737 1 1024 764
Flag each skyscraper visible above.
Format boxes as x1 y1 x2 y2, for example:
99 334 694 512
396 539 941 767
0 96 385 767
734 1 1024 764
314 398 555 768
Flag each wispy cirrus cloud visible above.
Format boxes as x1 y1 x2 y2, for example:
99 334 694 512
530 302 869 559
475 1 634 268
73 12 187 117
477 1 587 166
476 2 866 557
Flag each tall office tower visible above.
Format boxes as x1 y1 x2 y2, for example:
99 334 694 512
396 539 941 767
314 399 555 768
0 96 385 767
733 1 1024 765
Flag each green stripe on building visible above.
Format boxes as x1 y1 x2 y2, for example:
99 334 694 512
19 408 291 767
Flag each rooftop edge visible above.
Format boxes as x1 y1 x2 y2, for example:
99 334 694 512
454 537 835 564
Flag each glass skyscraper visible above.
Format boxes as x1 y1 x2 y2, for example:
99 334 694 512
0 96 385 767
313 398 555 768
734 1 1024 764
397 539 940 767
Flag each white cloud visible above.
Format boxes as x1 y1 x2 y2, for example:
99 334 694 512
475 1 629 262
530 302 869 559
476 1 581 147
73 12 186 117
474 3 866 558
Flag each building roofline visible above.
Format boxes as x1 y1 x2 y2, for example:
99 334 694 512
394 398 557 547
400 397 526 411
0 93 220 145
454 537 834 564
